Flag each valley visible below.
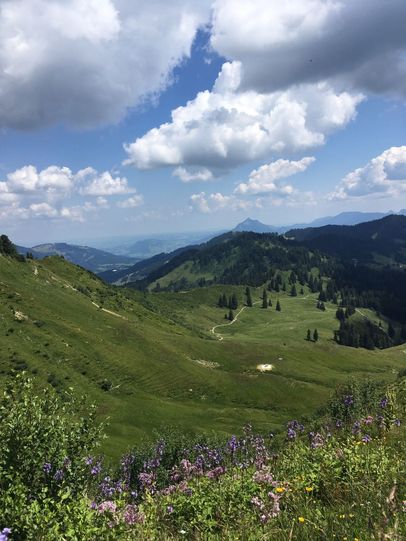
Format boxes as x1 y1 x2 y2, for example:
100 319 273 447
1 251 404 460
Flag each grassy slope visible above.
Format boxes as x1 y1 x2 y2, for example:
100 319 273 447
0 255 405 459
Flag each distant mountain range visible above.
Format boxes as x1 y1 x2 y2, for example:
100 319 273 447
233 210 406 234
102 214 406 288
16 243 139 274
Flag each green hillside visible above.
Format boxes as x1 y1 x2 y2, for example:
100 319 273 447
1 252 405 461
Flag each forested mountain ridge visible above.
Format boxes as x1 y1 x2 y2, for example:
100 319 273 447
285 214 406 264
131 231 328 291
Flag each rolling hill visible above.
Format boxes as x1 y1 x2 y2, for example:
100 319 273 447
17 242 139 273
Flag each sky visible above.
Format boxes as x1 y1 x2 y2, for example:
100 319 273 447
1 0 406 246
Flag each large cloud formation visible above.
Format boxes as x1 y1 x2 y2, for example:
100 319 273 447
125 62 361 171
330 146 406 200
0 0 211 129
0 164 142 222
211 0 406 97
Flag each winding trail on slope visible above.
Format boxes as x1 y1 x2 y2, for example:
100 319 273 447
210 301 260 341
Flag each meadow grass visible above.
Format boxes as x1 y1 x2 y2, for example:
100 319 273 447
0 255 404 460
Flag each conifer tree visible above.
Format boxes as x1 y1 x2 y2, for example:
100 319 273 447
245 287 253 307
306 329 311 341
276 300 281 312
388 323 395 340
231 293 238 310
313 329 319 342
262 289 268 309
290 284 297 297
228 308 234 321
268 299 272 307
218 295 224 308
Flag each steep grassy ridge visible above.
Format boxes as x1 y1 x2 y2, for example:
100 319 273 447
0 254 405 459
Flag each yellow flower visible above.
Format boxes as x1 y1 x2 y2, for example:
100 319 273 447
305 486 313 492
275 487 285 493
349 514 355 518
298 517 305 523
339 514 346 519
354 538 360 541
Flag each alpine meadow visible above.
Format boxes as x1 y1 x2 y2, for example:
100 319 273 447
1 1 406 540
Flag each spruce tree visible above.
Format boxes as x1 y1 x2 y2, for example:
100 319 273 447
245 287 253 307
228 309 234 321
218 295 224 308
306 329 311 341
262 289 268 309
276 300 281 312
268 299 272 307
313 329 319 342
231 293 238 310
290 284 297 297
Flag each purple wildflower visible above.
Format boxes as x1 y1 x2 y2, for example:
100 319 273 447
335 420 343 429
43 462 52 474
352 420 361 434
394 419 401 427
91 462 102 476
362 434 372 444
98 501 117 514
85 456 93 466
343 395 353 406
123 505 144 525
0 528 11 541
54 469 64 482
206 466 226 479
167 505 174 514
380 396 389 409
287 428 296 440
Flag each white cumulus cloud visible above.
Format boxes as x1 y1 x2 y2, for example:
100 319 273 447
211 0 406 98
79 169 133 196
173 167 214 183
189 191 261 213
235 157 315 195
330 146 406 200
125 62 361 173
116 194 144 208
0 0 212 129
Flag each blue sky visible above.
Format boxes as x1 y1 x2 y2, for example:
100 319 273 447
1 1 405 246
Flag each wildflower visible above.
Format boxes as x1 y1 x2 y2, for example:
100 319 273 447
402 500 406 512
98 501 117 514
91 462 102 476
54 469 64 482
275 487 285 493
298 516 305 523
85 456 93 465
123 505 144 525
380 396 389 409
287 427 296 440
335 419 343 428
343 395 354 407
305 487 313 492
0 528 11 541
363 415 374 425
339 514 346 519
43 462 52 474
394 419 401 427
362 434 371 444
167 505 174 514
